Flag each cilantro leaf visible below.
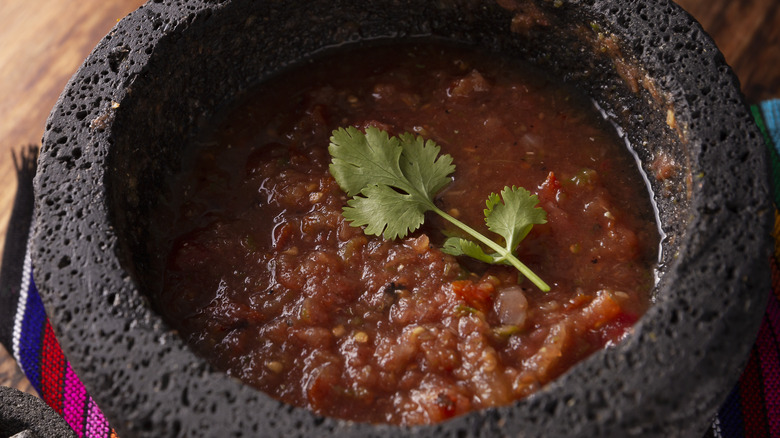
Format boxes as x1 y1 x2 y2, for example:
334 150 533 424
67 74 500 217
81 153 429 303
328 127 550 291
329 127 454 202
342 184 430 239
329 127 403 197
442 237 502 264
438 190 548 290
484 186 547 258
396 132 455 197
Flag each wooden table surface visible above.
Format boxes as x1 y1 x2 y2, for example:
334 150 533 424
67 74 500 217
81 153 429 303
0 0 778 399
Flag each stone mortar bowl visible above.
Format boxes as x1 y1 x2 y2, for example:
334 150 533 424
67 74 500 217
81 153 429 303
32 0 772 436
0 386 76 438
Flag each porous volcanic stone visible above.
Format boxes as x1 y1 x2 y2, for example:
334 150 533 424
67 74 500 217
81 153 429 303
32 0 772 437
0 387 75 437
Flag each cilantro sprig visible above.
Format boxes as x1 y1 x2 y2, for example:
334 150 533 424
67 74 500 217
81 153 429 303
328 126 549 291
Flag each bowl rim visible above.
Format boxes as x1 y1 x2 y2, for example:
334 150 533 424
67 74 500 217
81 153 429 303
32 0 772 436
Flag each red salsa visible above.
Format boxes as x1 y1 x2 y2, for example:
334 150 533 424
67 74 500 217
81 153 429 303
151 42 659 425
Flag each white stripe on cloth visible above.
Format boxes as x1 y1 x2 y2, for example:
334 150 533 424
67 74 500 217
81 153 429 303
11 228 33 372
711 416 723 438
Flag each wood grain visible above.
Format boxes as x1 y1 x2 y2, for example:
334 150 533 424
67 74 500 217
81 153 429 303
0 0 147 396
0 0 777 399
674 0 780 102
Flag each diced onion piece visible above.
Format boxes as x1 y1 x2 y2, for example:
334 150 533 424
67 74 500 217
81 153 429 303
493 286 529 328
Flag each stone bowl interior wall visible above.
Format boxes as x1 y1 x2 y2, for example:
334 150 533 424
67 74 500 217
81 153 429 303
110 0 684 302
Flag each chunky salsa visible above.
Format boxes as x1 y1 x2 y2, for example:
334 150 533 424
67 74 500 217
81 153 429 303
151 41 660 425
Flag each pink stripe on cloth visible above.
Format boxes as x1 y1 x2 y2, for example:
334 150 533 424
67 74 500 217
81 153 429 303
766 285 780 351
760 297 780 436
63 363 87 438
740 346 768 436
86 397 111 438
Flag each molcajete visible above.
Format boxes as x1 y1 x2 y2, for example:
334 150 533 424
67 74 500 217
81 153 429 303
32 0 772 436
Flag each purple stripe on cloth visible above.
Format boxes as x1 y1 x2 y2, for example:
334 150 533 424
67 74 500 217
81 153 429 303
718 385 746 438
64 363 88 438
18 274 46 392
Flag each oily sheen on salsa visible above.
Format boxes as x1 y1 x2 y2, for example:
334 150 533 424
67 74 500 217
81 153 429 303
151 42 660 425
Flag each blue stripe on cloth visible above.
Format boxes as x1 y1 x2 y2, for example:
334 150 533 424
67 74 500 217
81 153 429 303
18 272 46 394
760 99 780 153
718 385 746 438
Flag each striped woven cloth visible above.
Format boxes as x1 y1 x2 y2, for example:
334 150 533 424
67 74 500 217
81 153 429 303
1 101 779 437
703 99 780 438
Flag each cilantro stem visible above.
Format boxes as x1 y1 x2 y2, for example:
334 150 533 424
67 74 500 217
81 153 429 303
329 126 549 292
431 206 551 292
